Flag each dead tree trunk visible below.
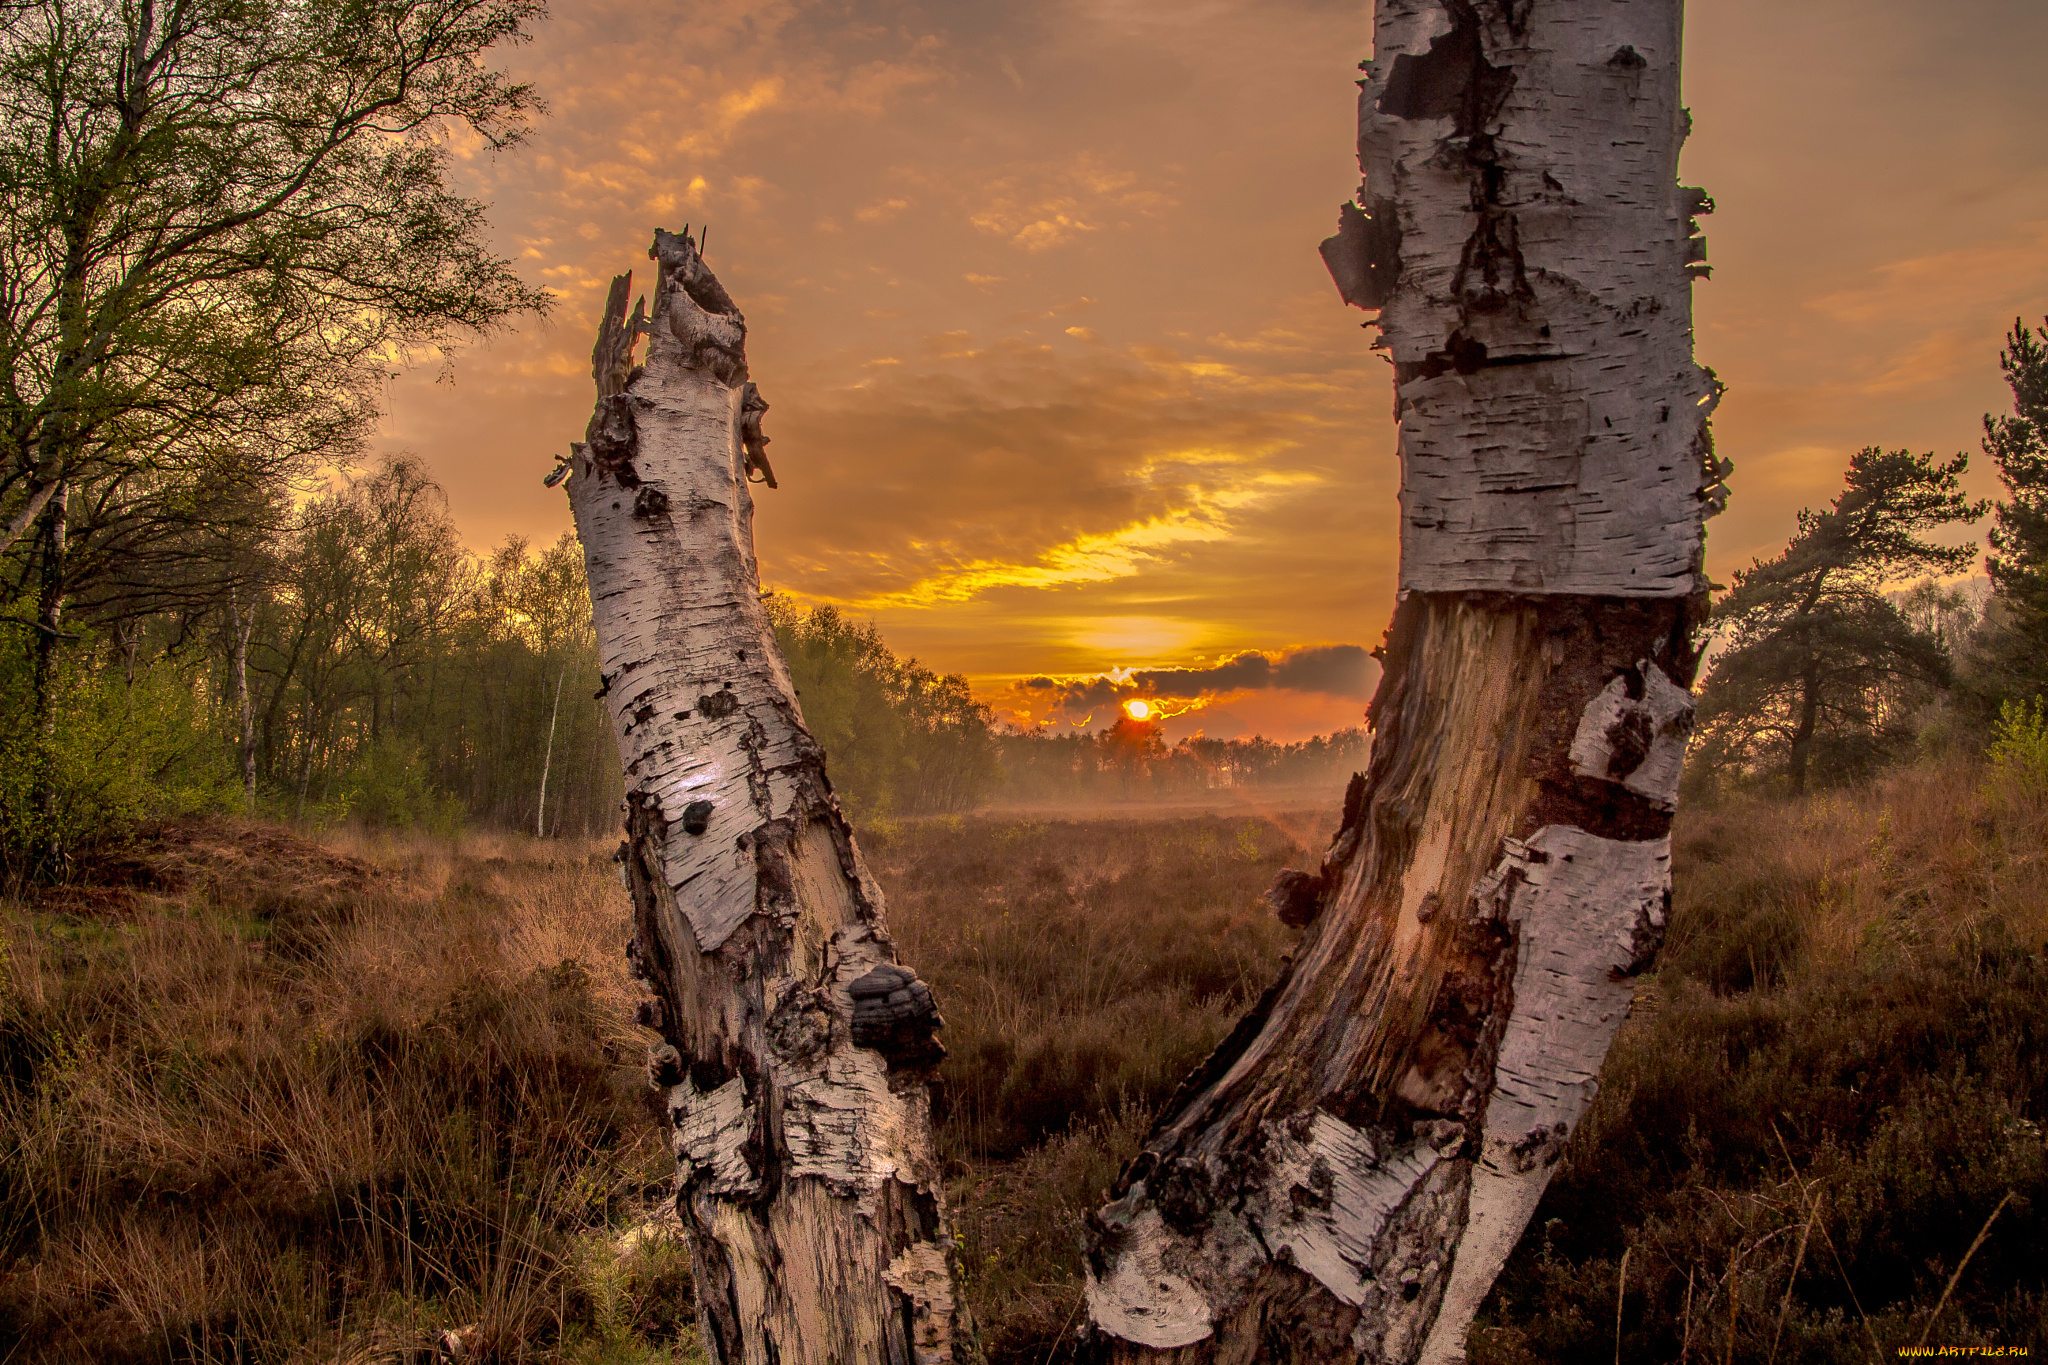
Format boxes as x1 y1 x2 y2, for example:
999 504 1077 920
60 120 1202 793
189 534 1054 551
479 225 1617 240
1083 2 1722 1360
562 229 969 1365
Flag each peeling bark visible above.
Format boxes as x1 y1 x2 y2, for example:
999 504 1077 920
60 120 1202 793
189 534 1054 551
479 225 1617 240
563 229 968 1364
1088 2 1712 1359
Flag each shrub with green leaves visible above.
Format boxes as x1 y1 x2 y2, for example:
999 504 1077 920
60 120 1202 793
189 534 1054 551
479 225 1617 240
1987 695 2048 799
0 628 235 886
336 733 467 836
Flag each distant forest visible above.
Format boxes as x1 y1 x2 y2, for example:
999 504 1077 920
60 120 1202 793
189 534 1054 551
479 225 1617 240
9 312 2048 881
0 448 1372 879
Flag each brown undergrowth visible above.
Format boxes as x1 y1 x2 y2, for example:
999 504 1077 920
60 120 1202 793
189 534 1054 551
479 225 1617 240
0 818 692 1364
5 766 2043 1362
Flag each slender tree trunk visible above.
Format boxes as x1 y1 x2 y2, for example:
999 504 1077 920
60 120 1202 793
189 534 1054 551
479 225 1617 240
0 477 56 559
1787 666 1818 796
1086 3 1719 1360
30 480 70 875
30 480 68 719
296 697 314 821
563 230 968 1364
231 591 257 808
537 660 565 838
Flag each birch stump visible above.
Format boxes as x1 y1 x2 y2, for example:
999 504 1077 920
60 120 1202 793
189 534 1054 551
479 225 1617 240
562 229 968 1365
1084 2 1723 1360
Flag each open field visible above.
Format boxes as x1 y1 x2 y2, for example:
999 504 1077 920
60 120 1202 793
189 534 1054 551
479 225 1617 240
2 759 2045 1362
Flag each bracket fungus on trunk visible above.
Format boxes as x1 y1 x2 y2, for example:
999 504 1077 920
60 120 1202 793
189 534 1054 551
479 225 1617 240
1083 2 1719 1360
561 228 968 1365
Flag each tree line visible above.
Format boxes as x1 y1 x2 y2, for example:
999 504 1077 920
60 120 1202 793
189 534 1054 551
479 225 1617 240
0 421 1385 886
996 718 1370 804
7 305 2044 881
0 0 550 883
0 0 2039 882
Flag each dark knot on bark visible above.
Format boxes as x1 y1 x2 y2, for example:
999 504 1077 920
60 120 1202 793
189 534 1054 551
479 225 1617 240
1151 1155 1216 1235
648 1043 684 1090
740 381 778 488
848 964 944 1067
1264 867 1327 928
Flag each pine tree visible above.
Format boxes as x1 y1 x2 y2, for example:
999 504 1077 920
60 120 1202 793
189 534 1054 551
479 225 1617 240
1978 317 2048 700
1693 448 1985 793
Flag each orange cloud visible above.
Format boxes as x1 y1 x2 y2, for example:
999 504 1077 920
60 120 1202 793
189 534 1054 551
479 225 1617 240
377 0 2046 733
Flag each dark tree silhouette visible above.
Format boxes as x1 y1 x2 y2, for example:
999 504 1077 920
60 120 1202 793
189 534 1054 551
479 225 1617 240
1694 447 1985 792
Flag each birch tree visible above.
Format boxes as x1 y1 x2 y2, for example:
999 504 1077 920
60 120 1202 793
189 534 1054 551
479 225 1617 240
1083 1 1723 1358
561 230 967 1363
0 0 546 717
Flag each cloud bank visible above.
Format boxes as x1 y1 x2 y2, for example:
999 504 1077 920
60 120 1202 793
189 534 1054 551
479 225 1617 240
1016 644 1379 728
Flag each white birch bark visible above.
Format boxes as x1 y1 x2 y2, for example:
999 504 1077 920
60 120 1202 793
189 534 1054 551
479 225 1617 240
1086 1 1716 1359
537 661 564 838
230 589 256 808
562 229 968 1365
0 478 56 559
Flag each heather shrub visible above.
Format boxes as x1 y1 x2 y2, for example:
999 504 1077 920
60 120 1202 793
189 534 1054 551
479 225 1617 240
1472 760 2048 1363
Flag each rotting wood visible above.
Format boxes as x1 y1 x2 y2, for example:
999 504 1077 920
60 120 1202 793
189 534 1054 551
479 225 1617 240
562 228 968 1365
1084 1 1716 1359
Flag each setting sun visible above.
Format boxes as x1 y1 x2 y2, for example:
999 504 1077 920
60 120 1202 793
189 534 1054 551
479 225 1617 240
1123 698 1152 721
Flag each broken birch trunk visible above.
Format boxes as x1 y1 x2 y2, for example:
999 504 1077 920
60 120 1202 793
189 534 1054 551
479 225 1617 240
1084 1 1722 1360
562 229 968 1365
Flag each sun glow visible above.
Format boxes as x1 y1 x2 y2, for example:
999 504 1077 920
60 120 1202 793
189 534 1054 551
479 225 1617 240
1123 698 1153 721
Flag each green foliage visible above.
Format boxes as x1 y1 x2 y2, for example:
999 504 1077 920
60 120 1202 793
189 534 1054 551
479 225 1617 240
1694 446 1986 793
0 456 628 856
0 0 557 858
0 626 234 886
1987 696 2048 801
336 734 466 836
768 600 1001 819
0 0 551 701
1973 317 2048 704
246 460 620 836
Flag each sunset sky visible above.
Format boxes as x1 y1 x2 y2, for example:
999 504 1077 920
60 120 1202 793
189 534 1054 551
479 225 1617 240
375 0 2048 742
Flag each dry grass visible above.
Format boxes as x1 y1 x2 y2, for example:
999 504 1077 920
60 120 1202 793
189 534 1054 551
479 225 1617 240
5 761 2044 1363
0 818 693 1364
